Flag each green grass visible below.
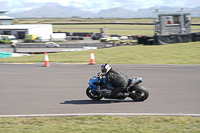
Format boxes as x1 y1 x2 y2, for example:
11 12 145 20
53 24 200 36
1 42 200 64
53 24 155 35
53 24 154 29
54 28 154 36
14 18 155 24
14 17 200 24
14 18 200 36
0 116 199 133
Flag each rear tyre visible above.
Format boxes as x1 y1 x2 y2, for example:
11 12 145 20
129 85 149 101
86 87 103 100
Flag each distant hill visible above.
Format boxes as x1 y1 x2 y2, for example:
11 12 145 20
8 4 200 18
96 7 137 18
8 4 95 18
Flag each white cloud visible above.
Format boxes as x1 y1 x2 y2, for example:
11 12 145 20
27 0 57 3
114 2 121 6
1 0 200 13
71 3 83 7
58 0 70 6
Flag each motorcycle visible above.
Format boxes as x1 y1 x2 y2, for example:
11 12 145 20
86 72 149 101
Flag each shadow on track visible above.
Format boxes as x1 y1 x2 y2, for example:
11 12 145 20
60 99 136 105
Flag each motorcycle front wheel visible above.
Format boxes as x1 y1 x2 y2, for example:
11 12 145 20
86 87 103 100
129 85 149 101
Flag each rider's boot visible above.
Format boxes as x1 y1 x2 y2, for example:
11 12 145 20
123 92 130 97
119 92 129 97
115 92 129 99
103 92 112 99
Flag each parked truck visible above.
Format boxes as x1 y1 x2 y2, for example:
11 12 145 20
24 34 38 42
50 33 66 41
0 35 18 44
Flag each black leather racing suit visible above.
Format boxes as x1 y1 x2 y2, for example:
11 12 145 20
102 68 129 98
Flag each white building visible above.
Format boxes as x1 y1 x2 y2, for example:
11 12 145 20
0 11 53 40
0 24 53 40
0 10 14 25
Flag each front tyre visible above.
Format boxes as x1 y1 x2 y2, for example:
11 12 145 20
129 85 149 101
86 87 103 100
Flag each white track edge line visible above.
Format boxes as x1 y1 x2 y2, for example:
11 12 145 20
0 113 200 117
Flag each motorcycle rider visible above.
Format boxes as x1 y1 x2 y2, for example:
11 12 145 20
100 64 130 98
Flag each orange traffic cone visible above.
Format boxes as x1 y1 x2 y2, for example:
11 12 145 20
44 52 50 67
89 50 96 65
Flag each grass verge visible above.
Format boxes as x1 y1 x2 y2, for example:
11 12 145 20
0 116 199 133
1 42 200 64
53 24 155 36
53 24 200 36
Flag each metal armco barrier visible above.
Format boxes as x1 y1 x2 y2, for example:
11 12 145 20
15 43 105 48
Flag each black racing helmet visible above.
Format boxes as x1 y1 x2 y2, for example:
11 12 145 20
101 64 111 74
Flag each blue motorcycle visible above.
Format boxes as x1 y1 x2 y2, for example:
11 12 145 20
86 72 149 101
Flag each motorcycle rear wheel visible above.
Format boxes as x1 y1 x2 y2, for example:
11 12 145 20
129 85 149 101
86 88 103 100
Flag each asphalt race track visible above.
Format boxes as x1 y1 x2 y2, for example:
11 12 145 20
0 64 200 116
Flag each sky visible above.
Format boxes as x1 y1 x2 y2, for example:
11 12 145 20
1 0 200 13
